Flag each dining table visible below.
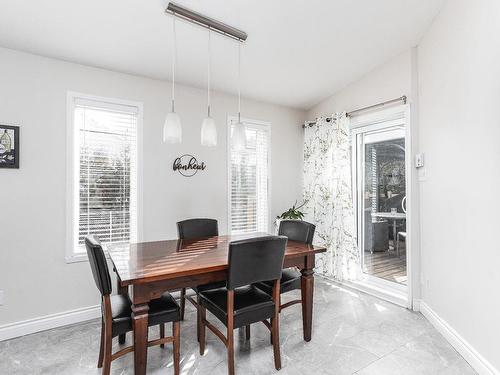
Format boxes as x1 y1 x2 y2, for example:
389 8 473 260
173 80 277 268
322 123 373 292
107 232 327 375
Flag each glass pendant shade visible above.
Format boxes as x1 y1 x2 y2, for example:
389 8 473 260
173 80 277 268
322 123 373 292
232 120 246 150
163 112 182 143
201 116 217 147
163 15 181 144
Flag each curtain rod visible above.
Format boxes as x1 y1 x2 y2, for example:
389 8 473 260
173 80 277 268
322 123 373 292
166 2 247 42
302 95 407 128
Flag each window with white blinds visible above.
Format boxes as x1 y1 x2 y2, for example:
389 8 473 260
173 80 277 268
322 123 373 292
229 120 270 234
69 95 139 258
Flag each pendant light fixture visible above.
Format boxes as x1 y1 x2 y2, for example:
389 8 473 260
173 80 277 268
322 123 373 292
164 2 248 146
201 29 217 147
163 14 182 144
232 41 246 150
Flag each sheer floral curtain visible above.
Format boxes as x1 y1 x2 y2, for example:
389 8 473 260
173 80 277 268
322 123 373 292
303 113 359 281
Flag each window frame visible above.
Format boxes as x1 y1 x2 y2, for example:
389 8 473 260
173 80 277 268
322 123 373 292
65 91 143 263
226 115 272 235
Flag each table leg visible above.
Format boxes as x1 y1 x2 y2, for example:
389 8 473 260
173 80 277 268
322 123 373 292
131 303 149 375
393 219 397 252
300 256 315 342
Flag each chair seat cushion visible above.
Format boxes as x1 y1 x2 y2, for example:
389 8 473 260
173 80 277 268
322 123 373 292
192 281 227 294
110 294 133 337
254 268 301 295
110 292 180 337
148 292 181 326
199 285 275 329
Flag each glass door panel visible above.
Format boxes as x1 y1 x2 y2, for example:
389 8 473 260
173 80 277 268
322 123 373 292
356 126 407 285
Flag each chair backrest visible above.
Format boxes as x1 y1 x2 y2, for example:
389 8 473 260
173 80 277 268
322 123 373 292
227 236 287 290
85 235 112 296
177 218 218 240
278 220 316 245
382 194 404 213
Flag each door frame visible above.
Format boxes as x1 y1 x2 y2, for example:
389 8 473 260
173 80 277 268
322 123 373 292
349 104 413 308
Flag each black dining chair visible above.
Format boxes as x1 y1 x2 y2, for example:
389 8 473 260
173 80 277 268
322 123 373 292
198 236 287 375
85 235 181 375
254 220 315 335
176 218 224 322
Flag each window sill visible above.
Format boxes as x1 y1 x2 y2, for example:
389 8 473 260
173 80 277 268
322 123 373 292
65 245 113 264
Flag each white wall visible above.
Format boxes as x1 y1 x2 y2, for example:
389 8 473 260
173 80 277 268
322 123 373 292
0 47 305 326
318 1 500 371
417 0 500 371
307 50 412 119
306 5 500 370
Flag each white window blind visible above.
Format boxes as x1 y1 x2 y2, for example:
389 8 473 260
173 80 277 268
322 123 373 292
229 122 270 234
72 97 138 255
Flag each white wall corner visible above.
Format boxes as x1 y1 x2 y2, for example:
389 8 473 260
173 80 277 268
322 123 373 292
420 302 499 375
0 305 100 342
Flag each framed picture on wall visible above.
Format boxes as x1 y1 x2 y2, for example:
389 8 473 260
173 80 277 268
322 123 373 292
0 125 19 168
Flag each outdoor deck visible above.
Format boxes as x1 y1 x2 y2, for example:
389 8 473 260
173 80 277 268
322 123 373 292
364 241 407 285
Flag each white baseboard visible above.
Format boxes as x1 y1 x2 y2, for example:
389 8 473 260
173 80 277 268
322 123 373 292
412 298 421 311
0 305 100 342
420 302 499 375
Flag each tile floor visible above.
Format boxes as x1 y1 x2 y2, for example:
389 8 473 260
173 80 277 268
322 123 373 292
0 279 476 374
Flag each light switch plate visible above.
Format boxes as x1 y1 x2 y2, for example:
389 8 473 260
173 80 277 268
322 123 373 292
415 153 424 168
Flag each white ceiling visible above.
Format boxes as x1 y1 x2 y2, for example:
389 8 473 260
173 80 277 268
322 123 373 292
0 0 444 109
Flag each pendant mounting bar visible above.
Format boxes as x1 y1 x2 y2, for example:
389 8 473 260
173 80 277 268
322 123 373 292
166 2 247 42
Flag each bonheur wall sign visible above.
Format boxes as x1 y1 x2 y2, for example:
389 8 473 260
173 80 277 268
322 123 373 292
173 154 206 177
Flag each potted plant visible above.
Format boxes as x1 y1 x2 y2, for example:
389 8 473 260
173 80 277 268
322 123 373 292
275 200 306 230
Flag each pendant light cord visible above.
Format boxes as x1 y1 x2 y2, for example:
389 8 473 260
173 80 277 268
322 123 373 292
172 14 176 112
238 40 241 123
207 29 211 117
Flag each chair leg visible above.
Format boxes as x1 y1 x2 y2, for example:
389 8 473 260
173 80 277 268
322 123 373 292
118 333 126 345
270 288 279 345
160 323 165 348
180 288 186 321
173 321 180 375
397 233 401 257
199 305 206 355
97 320 104 368
270 325 273 345
102 324 113 375
196 294 201 343
245 325 251 341
272 279 282 370
227 290 235 375
271 316 281 370
227 322 235 375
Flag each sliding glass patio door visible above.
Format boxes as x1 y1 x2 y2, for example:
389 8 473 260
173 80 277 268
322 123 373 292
353 113 408 290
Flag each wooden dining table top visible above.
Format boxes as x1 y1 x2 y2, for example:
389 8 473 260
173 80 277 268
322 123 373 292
107 233 326 286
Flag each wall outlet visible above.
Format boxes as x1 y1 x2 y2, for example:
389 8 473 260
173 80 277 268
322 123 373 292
0 290 3 306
